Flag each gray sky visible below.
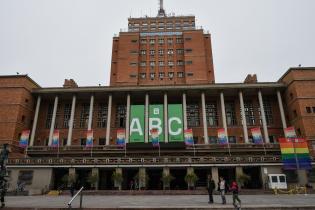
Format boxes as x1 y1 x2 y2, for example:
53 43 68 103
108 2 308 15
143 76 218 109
0 0 314 87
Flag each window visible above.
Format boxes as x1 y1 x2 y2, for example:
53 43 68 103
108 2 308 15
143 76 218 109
150 61 155 66
259 101 273 125
62 138 67 146
176 38 183 43
167 38 173 44
177 60 184 66
186 61 193 65
80 138 86 146
177 72 184 78
293 110 297 118
167 49 174 55
244 102 255 125
313 107 315 113
150 73 155 80
140 50 146 55
187 104 200 127
306 107 312 113
206 103 218 126
131 39 138 43
168 72 174 78
46 104 54 129
185 37 192 41
99 138 106 145
63 104 71 128
187 72 194 76
149 39 155 44
115 105 126 128
97 104 108 128
177 49 184 55
226 102 237 126
130 62 137 67
185 49 192 53
228 136 237 144
158 22 164 26
79 104 90 128
158 38 164 44
159 61 164 66
158 49 164 55
140 61 146 67
168 61 174 66
159 72 165 79
130 50 138 54
150 50 155 55
141 39 147 44
140 73 146 79
209 136 217 144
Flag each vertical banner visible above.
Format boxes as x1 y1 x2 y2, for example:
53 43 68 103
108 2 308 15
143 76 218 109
218 128 228 145
293 138 312 170
116 129 126 147
279 138 298 170
251 127 263 144
86 130 94 148
284 127 297 139
184 129 194 146
149 105 164 142
129 105 145 143
19 130 30 148
168 104 184 142
51 130 60 147
150 128 160 147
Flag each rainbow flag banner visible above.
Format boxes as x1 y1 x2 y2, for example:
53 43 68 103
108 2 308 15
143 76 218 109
150 128 160 147
218 128 228 145
86 130 94 148
19 130 30 148
279 138 312 170
184 129 194 146
116 129 126 147
251 127 263 144
284 127 297 139
51 130 60 147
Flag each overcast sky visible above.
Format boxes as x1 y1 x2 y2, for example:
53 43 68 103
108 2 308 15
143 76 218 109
0 0 314 87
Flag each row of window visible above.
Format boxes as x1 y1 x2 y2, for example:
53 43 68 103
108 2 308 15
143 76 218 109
129 25 195 32
139 60 186 67
129 21 195 27
45 101 273 130
139 49 187 55
139 72 185 80
140 38 184 44
306 106 315 113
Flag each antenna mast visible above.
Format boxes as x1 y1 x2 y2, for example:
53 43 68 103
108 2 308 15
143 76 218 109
158 0 166 17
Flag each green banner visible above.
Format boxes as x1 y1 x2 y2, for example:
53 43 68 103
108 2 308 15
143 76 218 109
130 105 145 143
149 105 164 142
168 104 184 142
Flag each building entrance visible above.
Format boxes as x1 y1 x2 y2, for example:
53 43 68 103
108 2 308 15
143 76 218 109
76 169 92 190
122 168 138 190
52 168 68 190
243 166 262 189
147 168 163 190
170 168 187 190
99 169 114 190
195 168 211 188
218 167 236 185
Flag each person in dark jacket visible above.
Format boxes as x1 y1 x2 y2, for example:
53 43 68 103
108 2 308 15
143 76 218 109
230 181 241 209
207 175 215 204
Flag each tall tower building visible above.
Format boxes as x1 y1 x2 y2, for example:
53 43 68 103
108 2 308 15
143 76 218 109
110 0 215 86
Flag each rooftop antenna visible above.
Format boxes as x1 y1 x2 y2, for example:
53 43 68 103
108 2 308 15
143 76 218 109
158 0 166 17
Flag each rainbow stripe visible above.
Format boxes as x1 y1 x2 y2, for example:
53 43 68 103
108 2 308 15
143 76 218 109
86 130 93 148
279 138 311 170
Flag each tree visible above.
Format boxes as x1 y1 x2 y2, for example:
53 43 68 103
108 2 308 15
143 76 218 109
185 172 198 190
87 173 99 190
111 171 123 190
161 172 174 190
237 174 251 188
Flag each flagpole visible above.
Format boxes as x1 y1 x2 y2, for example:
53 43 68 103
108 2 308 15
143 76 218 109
24 146 28 159
57 143 60 158
158 145 161 157
125 143 127 157
193 143 196 157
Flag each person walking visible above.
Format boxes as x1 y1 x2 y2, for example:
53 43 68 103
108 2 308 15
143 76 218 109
69 183 75 197
207 175 215 204
230 181 241 209
218 177 227 204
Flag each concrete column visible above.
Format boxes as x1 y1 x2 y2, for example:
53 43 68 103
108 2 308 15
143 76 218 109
114 168 122 190
182 93 188 130
277 90 287 130
145 93 149 143
30 96 41 146
88 95 94 130
211 167 219 184
297 169 308 186
239 91 249 143
258 90 270 143
125 94 131 143
48 96 59 146
220 92 228 136
164 93 168 143
139 168 147 189
105 94 112 145
67 95 76 146
91 168 99 190
236 166 244 178
69 168 76 184
201 92 209 144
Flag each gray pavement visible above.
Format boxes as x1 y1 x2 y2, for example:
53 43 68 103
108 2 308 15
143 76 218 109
5 194 315 209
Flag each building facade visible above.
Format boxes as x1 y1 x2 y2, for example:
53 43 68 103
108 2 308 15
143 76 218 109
1 3 315 193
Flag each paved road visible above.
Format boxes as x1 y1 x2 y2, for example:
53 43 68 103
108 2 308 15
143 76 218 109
5 194 315 208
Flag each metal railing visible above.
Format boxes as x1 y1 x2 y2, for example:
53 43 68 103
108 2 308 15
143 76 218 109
68 186 84 209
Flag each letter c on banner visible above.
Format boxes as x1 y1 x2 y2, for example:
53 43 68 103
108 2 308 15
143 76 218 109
168 117 182 135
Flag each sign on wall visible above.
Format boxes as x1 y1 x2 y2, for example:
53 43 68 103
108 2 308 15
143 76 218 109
149 105 164 142
129 105 145 143
168 104 184 142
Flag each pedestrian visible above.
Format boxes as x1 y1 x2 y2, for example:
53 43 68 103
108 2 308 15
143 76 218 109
218 177 227 204
207 174 215 204
230 181 241 209
70 183 75 197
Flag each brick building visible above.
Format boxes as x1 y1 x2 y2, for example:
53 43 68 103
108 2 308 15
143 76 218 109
1 1 314 193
